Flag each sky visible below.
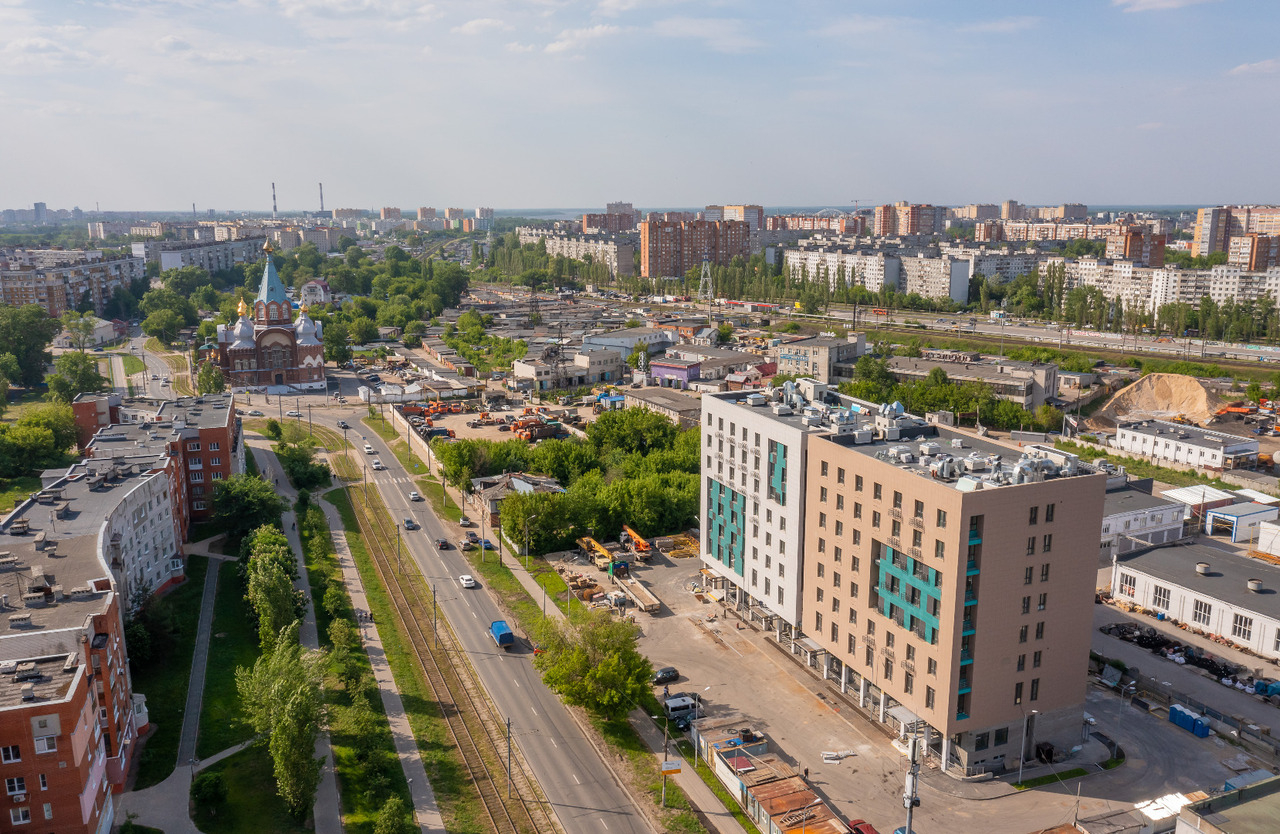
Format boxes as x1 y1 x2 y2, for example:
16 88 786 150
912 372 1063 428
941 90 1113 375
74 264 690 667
2 0 1278 212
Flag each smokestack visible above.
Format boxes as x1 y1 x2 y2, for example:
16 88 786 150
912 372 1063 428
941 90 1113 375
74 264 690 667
272 182 278 219
319 183 324 213
192 202 197 220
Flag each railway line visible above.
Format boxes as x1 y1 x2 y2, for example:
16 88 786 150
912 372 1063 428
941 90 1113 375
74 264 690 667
345 484 559 834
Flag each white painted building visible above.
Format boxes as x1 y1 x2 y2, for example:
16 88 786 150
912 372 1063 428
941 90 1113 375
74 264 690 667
701 386 812 630
1113 543 1280 661
1113 420 1258 470
1100 487 1185 558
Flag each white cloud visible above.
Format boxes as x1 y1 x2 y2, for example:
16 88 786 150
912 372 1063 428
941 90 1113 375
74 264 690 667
451 17 508 36
652 16 759 54
156 35 192 52
1112 0 1218 12
958 16 1040 34
545 24 620 54
1230 58 1280 75
505 41 535 53
819 15 913 37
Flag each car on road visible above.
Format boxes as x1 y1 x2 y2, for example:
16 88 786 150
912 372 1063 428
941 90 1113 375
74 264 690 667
408 491 422 501
371 459 385 470
435 538 450 549
247 410 264 417
651 666 679 685
336 420 350 429
459 574 477 589
151 374 160 380
403 518 417 530
364 444 374 454
286 410 303 418
465 530 480 544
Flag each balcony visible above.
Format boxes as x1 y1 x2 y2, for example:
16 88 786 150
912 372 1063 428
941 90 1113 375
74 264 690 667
962 618 975 636
888 536 902 551
910 547 922 560
960 649 973 666
957 677 971 694
966 560 980 576
890 507 902 519
909 516 924 529
955 710 970 721
964 590 977 606
968 531 982 545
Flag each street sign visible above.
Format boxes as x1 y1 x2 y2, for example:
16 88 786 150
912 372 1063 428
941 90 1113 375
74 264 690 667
661 760 682 775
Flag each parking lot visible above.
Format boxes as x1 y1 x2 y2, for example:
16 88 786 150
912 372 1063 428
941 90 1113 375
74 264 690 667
588 550 1271 834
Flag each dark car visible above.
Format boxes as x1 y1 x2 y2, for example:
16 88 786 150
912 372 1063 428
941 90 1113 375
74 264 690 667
847 821 882 834
336 420 349 429
403 518 417 530
435 538 450 549
651 666 679 685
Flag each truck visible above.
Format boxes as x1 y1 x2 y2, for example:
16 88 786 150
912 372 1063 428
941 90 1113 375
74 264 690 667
621 524 651 559
578 536 629 572
617 575 660 613
421 427 456 440
490 620 514 650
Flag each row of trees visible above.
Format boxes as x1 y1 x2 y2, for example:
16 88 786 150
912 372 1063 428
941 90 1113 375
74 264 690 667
483 233 614 287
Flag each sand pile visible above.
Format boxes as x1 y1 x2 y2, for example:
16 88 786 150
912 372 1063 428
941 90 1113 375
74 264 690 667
1087 373 1227 430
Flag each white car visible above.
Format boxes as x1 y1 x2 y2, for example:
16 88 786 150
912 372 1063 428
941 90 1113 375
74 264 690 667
371 459 385 470
286 410 303 418
364 444 374 454
408 491 422 501
459 574 477 589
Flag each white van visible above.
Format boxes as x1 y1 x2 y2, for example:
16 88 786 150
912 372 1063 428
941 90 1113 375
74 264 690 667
364 444 374 454
663 696 699 721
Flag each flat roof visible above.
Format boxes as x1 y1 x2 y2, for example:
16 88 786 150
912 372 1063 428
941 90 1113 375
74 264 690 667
1162 485 1238 505
1206 503 1277 520
1104 487 1181 518
887 356 1032 388
626 389 701 415
1118 419 1255 450
0 655 82 708
780 336 856 349
1184 775 1280 833
1116 542 1280 618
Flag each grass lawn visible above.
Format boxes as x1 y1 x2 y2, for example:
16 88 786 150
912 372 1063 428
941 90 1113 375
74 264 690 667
196 560 261 759
0 389 47 424
1054 440 1240 491
1015 767 1089 790
245 446 260 478
325 488 488 834
417 474 463 523
308 423 349 451
131 556 210 789
361 414 398 442
121 353 146 375
192 744 310 834
0 475 40 514
331 451 361 482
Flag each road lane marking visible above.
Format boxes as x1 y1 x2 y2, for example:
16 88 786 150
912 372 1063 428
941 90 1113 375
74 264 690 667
599 821 608 830
513 679 521 688
531 706 538 716
573 773 580 784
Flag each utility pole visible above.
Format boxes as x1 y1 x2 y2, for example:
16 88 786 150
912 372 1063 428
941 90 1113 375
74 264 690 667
396 525 402 573
903 721 922 834
432 582 438 648
307 402 313 437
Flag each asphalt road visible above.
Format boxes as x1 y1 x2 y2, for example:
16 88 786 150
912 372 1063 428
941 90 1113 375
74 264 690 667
311 406 652 834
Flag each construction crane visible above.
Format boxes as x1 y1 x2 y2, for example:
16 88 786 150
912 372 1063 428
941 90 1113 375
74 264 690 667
849 198 868 213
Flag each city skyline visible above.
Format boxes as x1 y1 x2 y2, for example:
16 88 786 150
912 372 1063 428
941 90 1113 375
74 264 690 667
3 0 1277 210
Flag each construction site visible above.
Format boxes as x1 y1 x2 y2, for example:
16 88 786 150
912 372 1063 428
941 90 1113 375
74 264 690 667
555 529 699 617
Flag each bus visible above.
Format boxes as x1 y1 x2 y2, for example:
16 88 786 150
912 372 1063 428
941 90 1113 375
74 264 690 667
872 308 888 316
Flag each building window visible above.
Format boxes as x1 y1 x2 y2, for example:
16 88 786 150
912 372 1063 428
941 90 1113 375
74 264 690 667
1033 650 1041 668
10 808 30 825
815 612 823 632
1119 573 1136 597
210 441 220 451
936 509 947 527
904 672 914 695
834 546 842 563
210 457 221 466
1040 564 1050 582
211 472 223 481
1045 503 1055 523
927 658 937 676
914 500 924 519
190 472 204 483
874 483 882 500
821 462 828 477
853 530 861 545
33 736 56 754
1026 536 1035 556
1014 682 1023 705
925 687 935 709
1193 599 1211 626
1151 586 1170 611
836 494 844 510
1035 622 1045 640
1017 654 1025 672
883 658 893 681
1029 506 1038 525
0 746 18 763
975 732 989 751
1024 567 1034 585
835 521 844 536
893 491 903 510
1038 593 1047 611
37 776 44 791
1030 678 1040 701
854 503 862 519
995 728 1008 746
1233 614 1254 641
1021 596 1030 615
853 474 860 490
820 486 828 503
187 442 201 452
5 777 25 795
831 623 839 643
819 513 827 528
1019 625 1028 643
1042 534 1052 553
833 571 841 589
848 634 857 654
872 511 881 528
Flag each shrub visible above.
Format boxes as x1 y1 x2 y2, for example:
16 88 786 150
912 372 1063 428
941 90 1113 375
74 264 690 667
192 771 227 807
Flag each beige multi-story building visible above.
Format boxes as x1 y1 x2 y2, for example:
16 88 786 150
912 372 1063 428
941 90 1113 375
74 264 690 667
332 208 364 221
515 228 634 277
1227 233 1280 271
1105 228 1166 267
952 204 1000 222
803 429 1104 775
131 237 267 274
773 334 866 383
873 203 943 237
1193 205 1280 257
0 249 145 316
380 207 402 220
444 208 465 221
783 246 900 291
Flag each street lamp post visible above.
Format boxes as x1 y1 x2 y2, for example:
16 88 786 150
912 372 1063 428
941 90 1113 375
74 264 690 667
1017 709 1039 785
797 797 821 834
651 716 671 807
523 514 539 570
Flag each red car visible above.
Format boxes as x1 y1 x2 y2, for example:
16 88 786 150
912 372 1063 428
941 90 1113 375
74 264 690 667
847 822 881 834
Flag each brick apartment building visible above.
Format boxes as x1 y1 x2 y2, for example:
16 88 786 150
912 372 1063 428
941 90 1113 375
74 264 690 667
639 219 750 278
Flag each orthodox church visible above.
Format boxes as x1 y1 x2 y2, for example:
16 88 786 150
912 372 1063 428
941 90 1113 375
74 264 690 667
204 242 326 391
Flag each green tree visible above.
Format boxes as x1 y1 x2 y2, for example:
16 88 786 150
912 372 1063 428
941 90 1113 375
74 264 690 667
18 402 76 449
715 322 734 344
191 771 228 808
587 408 677 455
247 551 300 653
46 350 110 401
60 311 98 352
211 474 286 547
373 796 414 834
0 305 60 386
348 316 377 345
323 320 352 365
534 611 652 719
142 309 184 342
196 360 226 394
140 286 196 325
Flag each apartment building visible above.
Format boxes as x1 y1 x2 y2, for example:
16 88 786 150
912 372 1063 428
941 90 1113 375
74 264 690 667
1192 205 1280 257
515 228 634 277
0 249 145 317
639 220 750 278
1105 228 1166 267
1227 233 1280 271
952 204 1000 222
582 213 636 235
782 246 900 291
772 335 866 384
1114 420 1258 471
130 237 267 273
900 252 971 303
803 424 1104 775
873 203 944 237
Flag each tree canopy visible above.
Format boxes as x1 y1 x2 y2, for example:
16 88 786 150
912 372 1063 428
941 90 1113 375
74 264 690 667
0 305 59 386
212 474 287 547
46 351 109 402
534 612 652 719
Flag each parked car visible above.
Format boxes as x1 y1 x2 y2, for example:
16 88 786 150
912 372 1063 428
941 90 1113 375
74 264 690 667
465 531 480 544
403 518 417 530
847 821 882 834
458 540 475 551
408 491 422 501
459 574 477 589
651 666 679 685
480 539 495 550
459 516 474 527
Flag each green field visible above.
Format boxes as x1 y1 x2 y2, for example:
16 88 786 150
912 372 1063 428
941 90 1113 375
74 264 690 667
191 745 310 834
196 560 261 759
0 476 40 514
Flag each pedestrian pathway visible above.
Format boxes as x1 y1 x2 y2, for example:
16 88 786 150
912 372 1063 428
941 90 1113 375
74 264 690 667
320 498 446 832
